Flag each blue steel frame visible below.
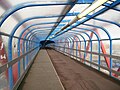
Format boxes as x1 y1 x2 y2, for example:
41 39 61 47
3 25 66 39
56 33 86 62
55 27 101 69
54 23 113 71
71 31 92 64
81 23 112 75
21 30 44 69
45 0 78 40
25 32 43 66
0 1 119 90
71 29 101 69
7 15 71 74
66 38 72 56
69 36 80 59
6 15 61 90
0 1 78 57
64 38 71 55
8 31 40 89
74 34 86 63
71 36 79 60
0 1 80 26
52 0 120 38
17 29 44 71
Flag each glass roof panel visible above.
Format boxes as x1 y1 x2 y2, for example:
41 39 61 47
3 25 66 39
50 4 90 34
96 9 120 24
13 5 66 20
0 0 73 38
0 0 119 41
24 17 59 25
7 0 70 6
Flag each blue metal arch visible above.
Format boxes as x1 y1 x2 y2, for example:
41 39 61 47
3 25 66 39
66 37 73 56
22 30 45 68
24 31 45 66
8 29 40 90
60 33 86 61
65 38 72 54
69 33 87 62
70 35 81 60
71 31 92 63
65 13 120 27
67 37 74 56
72 35 81 60
17 28 46 59
93 17 120 27
0 2 77 26
8 15 66 70
74 27 101 69
82 23 112 75
52 1 120 38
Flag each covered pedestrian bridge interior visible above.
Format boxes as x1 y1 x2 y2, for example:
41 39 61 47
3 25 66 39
0 0 120 90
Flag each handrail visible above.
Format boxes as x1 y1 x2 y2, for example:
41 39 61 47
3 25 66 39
0 46 40 74
51 45 120 76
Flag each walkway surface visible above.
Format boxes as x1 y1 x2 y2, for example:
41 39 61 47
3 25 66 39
18 49 120 90
47 49 120 90
18 49 64 90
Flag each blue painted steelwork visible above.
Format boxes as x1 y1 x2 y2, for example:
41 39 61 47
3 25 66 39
70 37 75 57
65 38 71 55
67 37 73 56
59 13 120 28
0 2 78 26
8 63 13 90
112 7 120 12
70 33 86 63
82 23 112 75
64 37 73 56
25 34 40 67
3 15 70 42
60 33 86 62
66 12 120 28
22 30 42 69
93 18 120 27
25 34 40 65
77 0 94 4
0 1 119 89
8 27 41 90
55 30 92 61
52 0 120 38
72 35 81 60
75 27 101 70
71 31 92 64
17 35 39 74
57 31 91 63
66 38 72 56
60 27 100 69
7 14 63 86
64 38 69 54
54 22 113 71
8 15 71 62
18 22 59 34
45 0 78 41
17 29 44 71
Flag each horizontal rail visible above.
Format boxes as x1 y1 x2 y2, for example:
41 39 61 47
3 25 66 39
53 45 120 60
13 49 40 90
52 46 120 76
55 37 120 43
0 46 40 74
0 31 39 43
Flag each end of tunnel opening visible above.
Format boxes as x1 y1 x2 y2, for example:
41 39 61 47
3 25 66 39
40 40 55 49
